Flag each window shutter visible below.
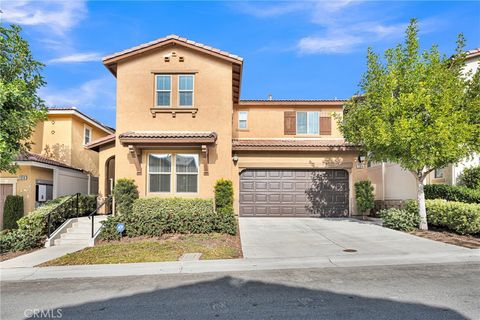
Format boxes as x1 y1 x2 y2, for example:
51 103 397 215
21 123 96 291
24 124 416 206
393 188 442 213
319 116 332 135
284 111 296 135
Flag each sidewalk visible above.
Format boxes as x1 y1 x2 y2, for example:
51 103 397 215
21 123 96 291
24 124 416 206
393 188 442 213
1 250 479 282
0 245 86 269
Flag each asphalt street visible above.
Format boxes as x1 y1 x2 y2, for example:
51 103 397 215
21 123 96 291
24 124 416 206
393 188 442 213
1 262 479 320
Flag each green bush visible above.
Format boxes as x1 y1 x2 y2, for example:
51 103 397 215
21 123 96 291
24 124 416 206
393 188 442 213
214 179 234 210
113 179 139 215
457 165 480 190
407 199 480 235
2 195 24 230
0 194 97 253
380 208 420 232
424 184 480 204
100 197 237 240
355 180 375 214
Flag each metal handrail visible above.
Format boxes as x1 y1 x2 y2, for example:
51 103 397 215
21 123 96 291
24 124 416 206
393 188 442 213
46 193 79 238
88 196 112 238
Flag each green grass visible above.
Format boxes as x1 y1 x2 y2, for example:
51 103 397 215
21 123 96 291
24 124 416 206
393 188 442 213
40 233 242 266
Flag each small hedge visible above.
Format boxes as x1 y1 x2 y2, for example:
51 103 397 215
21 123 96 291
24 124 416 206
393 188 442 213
113 179 139 215
101 197 237 241
214 179 234 210
380 206 420 232
424 184 480 204
3 195 24 230
0 194 97 253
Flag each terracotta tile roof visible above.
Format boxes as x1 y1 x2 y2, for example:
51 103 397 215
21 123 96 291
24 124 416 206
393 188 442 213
103 35 243 63
240 99 347 102
84 134 116 151
232 139 358 151
238 99 347 106
119 131 217 145
16 152 84 172
466 48 480 59
47 107 115 133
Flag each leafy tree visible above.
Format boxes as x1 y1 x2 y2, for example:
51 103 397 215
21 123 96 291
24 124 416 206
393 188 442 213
0 25 47 173
339 19 480 230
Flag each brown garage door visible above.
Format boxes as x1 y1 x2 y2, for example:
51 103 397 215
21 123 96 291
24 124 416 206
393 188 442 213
240 169 349 217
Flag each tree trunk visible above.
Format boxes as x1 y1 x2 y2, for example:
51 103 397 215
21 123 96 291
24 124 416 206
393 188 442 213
417 179 428 230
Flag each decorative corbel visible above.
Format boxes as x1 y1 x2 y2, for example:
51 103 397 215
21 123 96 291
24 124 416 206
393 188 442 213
201 145 209 175
128 145 142 175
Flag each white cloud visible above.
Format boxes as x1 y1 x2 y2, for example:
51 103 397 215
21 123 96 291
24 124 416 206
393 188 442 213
1 0 87 35
298 34 364 54
48 52 103 64
232 2 306 18
40 77 116 110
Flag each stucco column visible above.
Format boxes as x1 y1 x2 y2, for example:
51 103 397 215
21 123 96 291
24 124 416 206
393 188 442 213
52 168 59 199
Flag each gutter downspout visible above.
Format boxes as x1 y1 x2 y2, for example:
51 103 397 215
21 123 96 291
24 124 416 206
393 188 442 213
381 162 386 201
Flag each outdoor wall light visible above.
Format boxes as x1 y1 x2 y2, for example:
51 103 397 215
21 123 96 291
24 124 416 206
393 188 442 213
232 154 239 164
358 155 366 163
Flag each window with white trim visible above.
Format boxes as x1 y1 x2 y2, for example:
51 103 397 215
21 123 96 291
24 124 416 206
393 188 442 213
84 126 92 145
148 154 172 192
176 154 198 193
238 111 248 129
296 111 319 134
178 75 194 107
156 75 171 106
434 167 445 179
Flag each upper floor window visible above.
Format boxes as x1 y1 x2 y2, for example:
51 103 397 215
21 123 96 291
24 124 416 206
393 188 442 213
238 111 248 129
296 112 319 135
179 75 194 107
84 125 92 145
434 168 445 179
156 75 171 106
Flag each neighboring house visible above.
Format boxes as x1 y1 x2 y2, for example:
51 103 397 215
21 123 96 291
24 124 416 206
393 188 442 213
354 48 480 208
86 35 363 218
0 108 114 227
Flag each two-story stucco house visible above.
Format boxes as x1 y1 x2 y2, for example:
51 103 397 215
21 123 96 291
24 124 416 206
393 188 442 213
86 35 363 218
0 108 114 225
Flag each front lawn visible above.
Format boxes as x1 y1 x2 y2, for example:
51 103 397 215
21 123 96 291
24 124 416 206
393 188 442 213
39 233 242 266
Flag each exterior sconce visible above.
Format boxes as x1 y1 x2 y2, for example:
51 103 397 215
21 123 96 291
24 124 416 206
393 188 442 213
358 155 366 163
232 154 239 164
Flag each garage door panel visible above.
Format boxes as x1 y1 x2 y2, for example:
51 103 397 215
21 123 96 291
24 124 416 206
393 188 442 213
240 169 349 217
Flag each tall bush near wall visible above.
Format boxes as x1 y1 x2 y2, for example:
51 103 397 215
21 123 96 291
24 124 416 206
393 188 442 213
3 195 24 230
457 165 480 190
355 180 375 215
214 179 234 210
113 179 139 215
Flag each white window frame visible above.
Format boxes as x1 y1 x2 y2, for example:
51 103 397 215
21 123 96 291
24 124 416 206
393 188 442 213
147 153 199 194
434 168 445 179
175 154 199 194
296 111 319 135
238 111 248 129
147 154 173 193
83 125 92 145
155 75 172 107
178 74 194 107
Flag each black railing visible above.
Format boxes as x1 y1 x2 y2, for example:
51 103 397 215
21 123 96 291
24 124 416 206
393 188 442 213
88 196 112 238
46 193 80 238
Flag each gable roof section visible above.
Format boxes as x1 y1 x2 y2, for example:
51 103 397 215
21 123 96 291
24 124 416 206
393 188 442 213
16 152 84 172
84 134 116 152
238 99 347 107
47 107 115 134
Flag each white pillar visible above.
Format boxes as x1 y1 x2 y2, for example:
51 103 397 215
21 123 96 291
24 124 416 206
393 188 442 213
52 168 59 199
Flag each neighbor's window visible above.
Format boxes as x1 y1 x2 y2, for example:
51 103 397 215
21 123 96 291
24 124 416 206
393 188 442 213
156 75 171 106
238 111 248 129
148 154 172 192
176 154 199 193
179 75 194 107
296 111 319 134
84 126 92 145
434 168 445 179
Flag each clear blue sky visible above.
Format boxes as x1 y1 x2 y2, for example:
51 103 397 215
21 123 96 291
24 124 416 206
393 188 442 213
3 1 480 128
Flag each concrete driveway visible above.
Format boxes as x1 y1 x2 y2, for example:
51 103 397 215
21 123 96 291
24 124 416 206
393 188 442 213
239 218 472 259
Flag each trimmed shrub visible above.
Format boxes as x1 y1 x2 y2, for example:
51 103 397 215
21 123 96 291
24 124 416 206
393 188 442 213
354 180 375 214
424 184 480 204
113 179 139 215
407 199 480 235
0 194 97 253
380 208 420 232
214 179 234 210
100 197 237 240
457 165 480 190
3 195 24 230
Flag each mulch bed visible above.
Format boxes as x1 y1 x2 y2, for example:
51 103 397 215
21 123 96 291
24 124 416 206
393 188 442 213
410 228 480 249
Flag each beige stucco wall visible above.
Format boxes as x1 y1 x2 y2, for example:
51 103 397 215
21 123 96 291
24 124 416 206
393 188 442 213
114 45 234 199
1 165 53 215
233 106 343 139
30 121 44 154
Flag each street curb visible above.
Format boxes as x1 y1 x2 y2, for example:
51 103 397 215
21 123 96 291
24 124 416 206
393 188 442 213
1 251 479 282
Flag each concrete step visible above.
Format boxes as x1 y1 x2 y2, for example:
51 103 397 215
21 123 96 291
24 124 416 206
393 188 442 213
61 233 91 240
54 239 90 246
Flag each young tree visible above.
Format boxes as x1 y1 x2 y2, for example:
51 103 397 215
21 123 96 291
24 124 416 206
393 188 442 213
0 25 47 173
339 19 480 230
